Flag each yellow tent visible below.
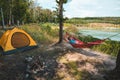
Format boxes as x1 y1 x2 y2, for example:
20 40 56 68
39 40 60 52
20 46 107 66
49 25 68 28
0 28 37 54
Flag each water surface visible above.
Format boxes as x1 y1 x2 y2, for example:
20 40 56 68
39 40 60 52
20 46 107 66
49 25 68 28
79 28 120 41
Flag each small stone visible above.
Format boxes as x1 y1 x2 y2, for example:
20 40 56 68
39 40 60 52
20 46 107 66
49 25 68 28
25 74 29 78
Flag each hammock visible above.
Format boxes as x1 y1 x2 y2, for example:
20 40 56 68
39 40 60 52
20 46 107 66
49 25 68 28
69 37 105 48
64 32 105 48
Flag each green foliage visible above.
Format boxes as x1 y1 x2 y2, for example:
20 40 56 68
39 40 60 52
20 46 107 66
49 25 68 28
20 24 45 43
12 0 29 22
20 23 59 44
0 0 30 25
65 17 120 24
78 34 120 56
0 0 57 26
40 23 52 33
92 40 120 56
39 23 59 37
65 18 87 24
65 25 78 34
78 34 99 43
56 0 68 4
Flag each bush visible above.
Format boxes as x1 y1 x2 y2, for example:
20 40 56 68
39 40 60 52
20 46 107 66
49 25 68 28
78 34 120 56
20 23 59 44
92 40 120 56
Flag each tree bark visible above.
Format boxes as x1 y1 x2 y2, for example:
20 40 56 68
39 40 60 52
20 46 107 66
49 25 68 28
115 49 120 71
0 8 5 29
58 0 63 43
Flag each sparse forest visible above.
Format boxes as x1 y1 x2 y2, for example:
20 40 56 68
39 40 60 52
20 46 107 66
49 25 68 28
0 0 58 26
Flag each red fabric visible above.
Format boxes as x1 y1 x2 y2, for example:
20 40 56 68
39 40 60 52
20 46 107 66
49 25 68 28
71 39 105 48
64 32 105 48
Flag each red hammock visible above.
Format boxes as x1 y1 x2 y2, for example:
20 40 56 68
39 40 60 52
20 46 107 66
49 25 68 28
64 32 105 48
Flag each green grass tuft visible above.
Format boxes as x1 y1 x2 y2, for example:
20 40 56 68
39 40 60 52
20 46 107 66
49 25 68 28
66 62 82 80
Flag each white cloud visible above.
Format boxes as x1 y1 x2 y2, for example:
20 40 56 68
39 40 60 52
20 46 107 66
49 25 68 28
64 0 100 17
80 10 96 17
115 7 120 10
64 0 120 17
64 9 96 18
35 0 120 17
97 6 103 9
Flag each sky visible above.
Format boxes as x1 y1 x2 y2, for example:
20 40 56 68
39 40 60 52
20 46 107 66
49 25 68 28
34 0 120 18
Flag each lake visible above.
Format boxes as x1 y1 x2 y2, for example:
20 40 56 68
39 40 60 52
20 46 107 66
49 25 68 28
79 28 120 41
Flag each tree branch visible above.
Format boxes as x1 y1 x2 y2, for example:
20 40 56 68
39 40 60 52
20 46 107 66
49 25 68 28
56 0 60 4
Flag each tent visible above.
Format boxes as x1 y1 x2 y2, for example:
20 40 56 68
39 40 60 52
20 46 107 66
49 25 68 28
0 28 37 55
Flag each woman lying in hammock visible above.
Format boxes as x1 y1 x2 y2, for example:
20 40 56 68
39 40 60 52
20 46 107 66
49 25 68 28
64 32 105 48
68 37 77 44
67 36 83 44
65 36 89 48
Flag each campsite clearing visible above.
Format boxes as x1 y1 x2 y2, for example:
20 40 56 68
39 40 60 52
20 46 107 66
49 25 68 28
0 42 116 80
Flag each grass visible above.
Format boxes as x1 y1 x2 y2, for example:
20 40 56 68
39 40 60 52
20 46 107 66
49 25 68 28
20 23 59 44
0 22 118 57
92 40 120 56
20 23 79 45
66 62 82 80
20 23 120 57
77 34 120 56
78 34 100 43
64 24 79 34
56 55 82 80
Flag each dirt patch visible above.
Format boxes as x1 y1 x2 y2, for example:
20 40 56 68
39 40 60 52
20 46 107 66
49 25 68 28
56 50 116 80
0 43 116 80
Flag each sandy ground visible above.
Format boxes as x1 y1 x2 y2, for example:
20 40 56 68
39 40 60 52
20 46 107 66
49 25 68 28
0 43 116 80
55 43 116 80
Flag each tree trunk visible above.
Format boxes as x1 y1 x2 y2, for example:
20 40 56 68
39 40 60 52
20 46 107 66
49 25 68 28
0 8 5 29
9 0 12 26
9 8 12 26
105 49 120 80
115 49 120 71
58 0 63 43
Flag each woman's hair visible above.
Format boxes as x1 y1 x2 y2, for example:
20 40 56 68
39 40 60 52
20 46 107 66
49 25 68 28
68 36 73 40
68 37 70 40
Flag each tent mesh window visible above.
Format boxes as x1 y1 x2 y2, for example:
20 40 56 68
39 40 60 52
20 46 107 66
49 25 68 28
11 32 30 48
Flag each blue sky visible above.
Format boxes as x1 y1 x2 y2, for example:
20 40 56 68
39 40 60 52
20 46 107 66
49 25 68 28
35 0 120 18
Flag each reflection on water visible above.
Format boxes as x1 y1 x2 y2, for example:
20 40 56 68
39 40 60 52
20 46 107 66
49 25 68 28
79 29 120 41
